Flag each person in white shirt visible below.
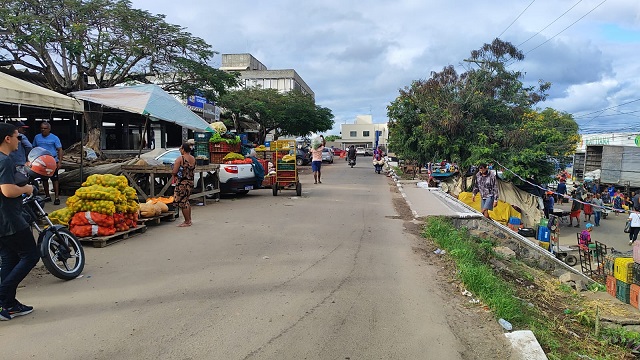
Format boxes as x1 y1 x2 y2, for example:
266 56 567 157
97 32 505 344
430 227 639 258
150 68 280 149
628 209 640 245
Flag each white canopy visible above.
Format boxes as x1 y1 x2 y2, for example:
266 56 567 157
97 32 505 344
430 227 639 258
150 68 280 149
70 84 210 131
0 72 84 112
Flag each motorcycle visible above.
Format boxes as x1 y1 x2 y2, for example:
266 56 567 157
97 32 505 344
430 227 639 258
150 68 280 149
20 180 85 280
348 157 356 168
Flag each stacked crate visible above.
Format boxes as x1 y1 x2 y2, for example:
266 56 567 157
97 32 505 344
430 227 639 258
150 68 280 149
194 132 212 165
632 242 640 309
614 257 634 304
537 218 550 251
209 141 241 164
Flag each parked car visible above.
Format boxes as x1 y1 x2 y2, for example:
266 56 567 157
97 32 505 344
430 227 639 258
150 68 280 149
155 149 256 195
332 148 344 157
321 148 334 163
297 148 312 166
355 147 365 156
364 148 374 156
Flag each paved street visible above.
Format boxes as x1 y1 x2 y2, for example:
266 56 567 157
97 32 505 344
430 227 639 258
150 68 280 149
4 162 510 360
553 201 633 253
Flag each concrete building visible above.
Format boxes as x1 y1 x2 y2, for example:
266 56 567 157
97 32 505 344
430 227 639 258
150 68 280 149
340 115 388 151
220 54 314 99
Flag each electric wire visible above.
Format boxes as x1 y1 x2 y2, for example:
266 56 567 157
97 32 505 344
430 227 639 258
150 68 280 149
524 0 607 55
497 0 537 39
517 0 583 47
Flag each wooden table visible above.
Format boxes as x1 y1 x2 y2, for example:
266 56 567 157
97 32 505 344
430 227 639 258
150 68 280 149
121 164 220 205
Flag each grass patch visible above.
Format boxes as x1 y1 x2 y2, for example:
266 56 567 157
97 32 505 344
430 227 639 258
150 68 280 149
422 216 638 359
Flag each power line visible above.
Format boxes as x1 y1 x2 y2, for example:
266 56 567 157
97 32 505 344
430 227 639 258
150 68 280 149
517 0 583 47
497 0 537 39
572 97 640 118
525 0 607 55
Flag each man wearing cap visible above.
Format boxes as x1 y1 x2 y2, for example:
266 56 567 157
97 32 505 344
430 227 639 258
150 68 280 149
8 121 32 174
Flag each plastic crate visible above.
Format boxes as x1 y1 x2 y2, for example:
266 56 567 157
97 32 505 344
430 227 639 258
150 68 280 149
539 218 548 227
209 142 240 153
508 217 521 225
537 226 550 242
209 152 228 164
194 132 213 142
605 254 624 276
616 279 631 304
614 257 634 284
276 170 296 179
631 284 640 309
634 263 640 285
606 275 617 297
277 162 295 170
538 241 550 251
634 241 640 264
262 175 275 187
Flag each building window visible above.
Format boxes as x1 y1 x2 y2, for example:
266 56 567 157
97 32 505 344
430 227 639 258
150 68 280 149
350 131 357 137
363 131 370 137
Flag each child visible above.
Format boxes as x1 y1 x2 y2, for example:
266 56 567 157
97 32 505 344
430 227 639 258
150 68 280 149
583 194 593 222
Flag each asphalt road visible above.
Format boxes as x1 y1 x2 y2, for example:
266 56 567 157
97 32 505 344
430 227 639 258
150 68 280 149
5 161 510 359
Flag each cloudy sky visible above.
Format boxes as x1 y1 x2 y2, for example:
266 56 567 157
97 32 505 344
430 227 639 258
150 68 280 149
130 0 640 135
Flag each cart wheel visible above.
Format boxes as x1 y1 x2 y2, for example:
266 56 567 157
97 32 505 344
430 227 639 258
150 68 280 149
272 183 278 196
296 182 302 196
564 255 578 266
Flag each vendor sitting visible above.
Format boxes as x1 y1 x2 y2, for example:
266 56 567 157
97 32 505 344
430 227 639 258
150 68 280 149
579 223 597 253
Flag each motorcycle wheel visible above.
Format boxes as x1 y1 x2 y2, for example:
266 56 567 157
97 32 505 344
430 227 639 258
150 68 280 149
40 228 85 280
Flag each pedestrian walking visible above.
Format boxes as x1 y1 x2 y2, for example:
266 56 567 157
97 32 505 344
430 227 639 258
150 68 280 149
310 135 325 184
613 190 623 216
543 191 554 219
569 192 582 228
472 164 499 219
628 209 640 245
556 179 567 203
0 123 39 321
8 121 32 174
32 122 63 205
591 193 604 226
583 194 593 222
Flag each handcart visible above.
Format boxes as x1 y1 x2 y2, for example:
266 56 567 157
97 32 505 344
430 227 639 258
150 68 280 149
272 140 302 196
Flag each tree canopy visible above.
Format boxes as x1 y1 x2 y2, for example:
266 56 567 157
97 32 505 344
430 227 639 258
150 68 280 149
0 0 239 149
387 39 579 184
217 87 334 144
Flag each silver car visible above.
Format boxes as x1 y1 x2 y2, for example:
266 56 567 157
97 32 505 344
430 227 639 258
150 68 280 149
321 148 334 163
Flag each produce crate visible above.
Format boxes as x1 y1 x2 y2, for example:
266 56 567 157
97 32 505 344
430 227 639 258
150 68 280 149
210 152 229 164
606 275 617 297
257 159 269 172
262 175 275 187
196 158 209 166
634 241 640 264
616 279 631 304
276 170 296 179
634 262 640 285
194 142 209 158
614 257 634 284
277 162 295 170
631 284 640 309
194 132 213 142
270 140 294 151
605 253 625 276
209 142 240 153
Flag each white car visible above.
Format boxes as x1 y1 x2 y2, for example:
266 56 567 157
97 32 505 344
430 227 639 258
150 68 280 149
355 147 365 156
321 148 334 163
155 149 256 195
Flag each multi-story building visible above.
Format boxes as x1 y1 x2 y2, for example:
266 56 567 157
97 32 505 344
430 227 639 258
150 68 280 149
340 115 388 151
220 54 314 99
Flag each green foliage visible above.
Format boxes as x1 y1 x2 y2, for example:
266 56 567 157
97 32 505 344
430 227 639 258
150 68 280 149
217 87 334 143
422 217 525 323
324 135 341 142
0 0 238 98
387 39 579 181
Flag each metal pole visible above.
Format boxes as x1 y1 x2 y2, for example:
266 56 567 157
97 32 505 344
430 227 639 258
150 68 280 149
79 111 84 184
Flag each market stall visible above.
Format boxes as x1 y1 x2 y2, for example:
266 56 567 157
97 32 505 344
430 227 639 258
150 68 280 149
120 164 220 204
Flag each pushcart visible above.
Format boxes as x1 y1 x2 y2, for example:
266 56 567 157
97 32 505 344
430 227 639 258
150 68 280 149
272 140 302 196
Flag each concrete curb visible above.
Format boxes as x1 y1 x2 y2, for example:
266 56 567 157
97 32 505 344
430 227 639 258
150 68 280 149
390 172 548 359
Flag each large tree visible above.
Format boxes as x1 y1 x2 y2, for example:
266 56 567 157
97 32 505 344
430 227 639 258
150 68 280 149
217 87 334 144
0 0 238 150
387 39 578 184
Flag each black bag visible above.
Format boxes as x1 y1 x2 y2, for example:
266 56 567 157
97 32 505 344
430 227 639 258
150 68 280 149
518 228 536 237
625 220 631 234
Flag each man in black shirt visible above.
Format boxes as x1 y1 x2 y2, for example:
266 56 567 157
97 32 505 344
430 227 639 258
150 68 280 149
0 123 39 321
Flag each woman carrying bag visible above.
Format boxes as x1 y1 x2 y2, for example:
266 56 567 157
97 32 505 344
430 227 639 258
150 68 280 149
628 209 640 245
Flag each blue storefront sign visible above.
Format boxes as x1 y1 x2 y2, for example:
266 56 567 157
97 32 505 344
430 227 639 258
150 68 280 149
187 93 213 109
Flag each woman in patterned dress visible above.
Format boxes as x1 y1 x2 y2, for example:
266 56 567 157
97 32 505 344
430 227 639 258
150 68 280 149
172 143 196 227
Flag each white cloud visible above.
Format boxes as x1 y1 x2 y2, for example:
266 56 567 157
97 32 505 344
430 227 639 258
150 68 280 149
129 0 640 134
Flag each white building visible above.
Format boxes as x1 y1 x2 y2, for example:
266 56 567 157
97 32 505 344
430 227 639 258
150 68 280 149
220 54 314 99
340 115 388 150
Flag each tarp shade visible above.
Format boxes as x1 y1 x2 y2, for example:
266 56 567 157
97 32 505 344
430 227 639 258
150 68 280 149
70 84 210 131
0 72 84 112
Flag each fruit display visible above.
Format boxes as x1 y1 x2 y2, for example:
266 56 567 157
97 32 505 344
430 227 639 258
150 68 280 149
66 174 141 238
281 154 296 163
255 145 268 152
223 152 245 161
49 207 75 225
